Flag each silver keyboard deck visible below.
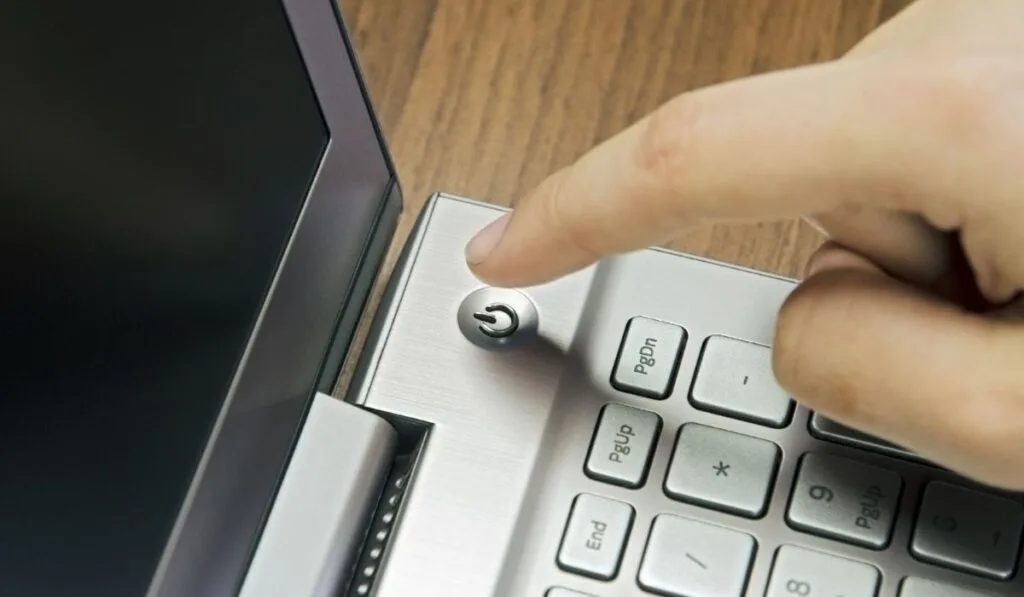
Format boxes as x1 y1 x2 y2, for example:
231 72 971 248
545 311 1022 597
351 194 1024 597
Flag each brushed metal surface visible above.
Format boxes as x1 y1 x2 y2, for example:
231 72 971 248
239 393 396 597
354 193 1024 597
353 194 593 597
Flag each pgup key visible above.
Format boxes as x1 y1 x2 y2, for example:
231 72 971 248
585 403 661 488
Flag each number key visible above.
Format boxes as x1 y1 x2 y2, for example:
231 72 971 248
911 481 1024 580
786 453 902 549
765 545 879 597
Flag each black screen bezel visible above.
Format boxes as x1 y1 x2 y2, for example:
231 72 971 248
143 1 403 595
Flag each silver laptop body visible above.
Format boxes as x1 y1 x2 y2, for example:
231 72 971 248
237 3 1024 596
5 0 1020 595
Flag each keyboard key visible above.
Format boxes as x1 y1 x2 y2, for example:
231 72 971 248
556 494 634 580
546 589 594 597
638 514 755 597
611 317 686 399
910 481 1024 580
584 403 661 488
809 414 921 462
786 453 902 549
765 546 880 597
690 335 793 427
664 423 780 518
899 577 998 597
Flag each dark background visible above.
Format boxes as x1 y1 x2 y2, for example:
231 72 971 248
0 0 326 594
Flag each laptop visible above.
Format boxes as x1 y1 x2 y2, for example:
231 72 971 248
2 0 1021 596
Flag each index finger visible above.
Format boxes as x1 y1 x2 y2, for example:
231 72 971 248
465 59 947 287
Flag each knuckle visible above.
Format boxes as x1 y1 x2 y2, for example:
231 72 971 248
635 93 703 199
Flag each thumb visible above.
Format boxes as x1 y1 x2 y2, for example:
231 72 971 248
773 243 1024 490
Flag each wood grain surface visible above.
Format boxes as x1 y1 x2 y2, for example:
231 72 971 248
331 0 915 393
340 0 914 279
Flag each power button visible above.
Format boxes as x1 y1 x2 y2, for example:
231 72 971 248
457 288 538 349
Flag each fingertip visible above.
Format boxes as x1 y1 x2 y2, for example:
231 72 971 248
464 167 608 287
464 211 571 288
465 213 510 267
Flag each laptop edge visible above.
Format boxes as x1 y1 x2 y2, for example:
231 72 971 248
145 0 405 595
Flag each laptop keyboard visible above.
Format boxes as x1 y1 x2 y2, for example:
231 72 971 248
549 315 1024 597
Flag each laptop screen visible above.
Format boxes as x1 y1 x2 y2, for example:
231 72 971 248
1 0 391 595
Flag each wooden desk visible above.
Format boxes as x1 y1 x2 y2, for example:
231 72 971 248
330 0 916 393
340 0 912 279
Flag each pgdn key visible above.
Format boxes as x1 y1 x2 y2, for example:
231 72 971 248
611 317 686 400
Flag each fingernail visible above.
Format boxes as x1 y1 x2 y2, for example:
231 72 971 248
465 213 510 265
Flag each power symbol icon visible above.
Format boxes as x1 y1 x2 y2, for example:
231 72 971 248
457 288 538 350
472 303 519 339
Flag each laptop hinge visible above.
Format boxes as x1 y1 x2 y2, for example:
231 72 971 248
239 392 396 597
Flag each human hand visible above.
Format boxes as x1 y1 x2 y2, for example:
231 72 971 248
464 0 1024 490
